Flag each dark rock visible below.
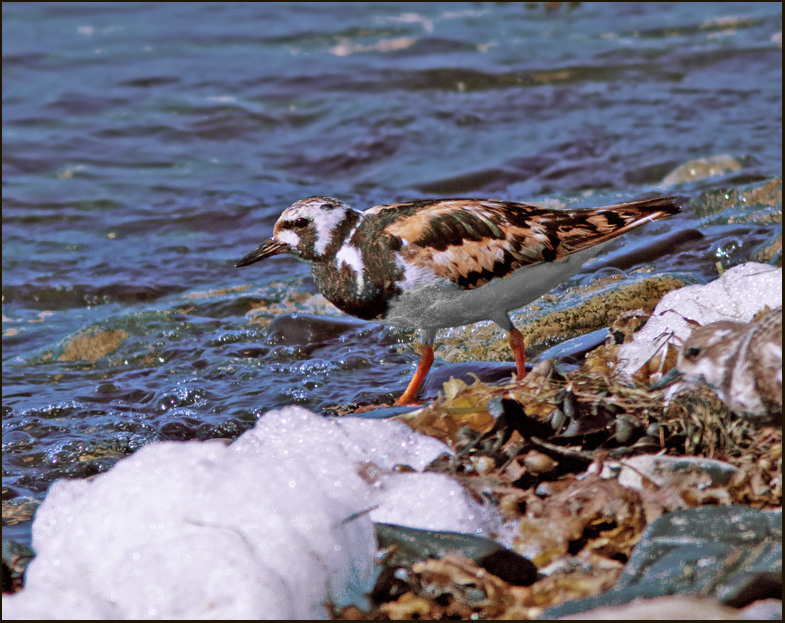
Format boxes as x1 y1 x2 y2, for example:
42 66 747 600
374 522 537 589
540 506 782 618
2 539 35 594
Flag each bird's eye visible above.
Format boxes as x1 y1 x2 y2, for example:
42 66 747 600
290 218 309 229
684 346 702 360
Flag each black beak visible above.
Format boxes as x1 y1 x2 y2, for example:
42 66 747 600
235 239 288 268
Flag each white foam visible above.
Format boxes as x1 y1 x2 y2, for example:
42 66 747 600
3 407 502 620
370 471 491 535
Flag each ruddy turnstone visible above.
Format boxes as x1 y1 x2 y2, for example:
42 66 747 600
236 196 680 405
666 307 782 424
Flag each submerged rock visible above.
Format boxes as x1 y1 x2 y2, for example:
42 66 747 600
661 154 745 186
687 177 782 225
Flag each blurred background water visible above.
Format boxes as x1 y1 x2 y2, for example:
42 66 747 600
2 2 782 545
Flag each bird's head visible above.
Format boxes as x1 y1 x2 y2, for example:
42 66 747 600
235 196 359 267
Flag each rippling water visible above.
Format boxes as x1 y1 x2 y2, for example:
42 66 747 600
2 2 782 544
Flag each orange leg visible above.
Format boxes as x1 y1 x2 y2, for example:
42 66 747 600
509 327 527 379
394 343 435 406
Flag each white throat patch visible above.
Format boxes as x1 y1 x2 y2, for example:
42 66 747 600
335 242 366 295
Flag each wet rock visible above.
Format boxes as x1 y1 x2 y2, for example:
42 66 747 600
181 284 274 318
596 455 742 490
554 595 744 620
2 539 35 594
374 523 537 589
340 404 423 419
56 327 130 363
541 506 782 618
687 177 782 225
661 154 744 186
28 310 179 365
533 328 608 365
514 274 694 354
751 230 782 266
264 312 370 347
242 279 340 329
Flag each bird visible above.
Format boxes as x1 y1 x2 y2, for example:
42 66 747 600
235 195 680 405
668 307 782 425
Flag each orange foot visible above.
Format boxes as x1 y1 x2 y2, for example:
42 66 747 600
394 344 435 406
509 327 527 379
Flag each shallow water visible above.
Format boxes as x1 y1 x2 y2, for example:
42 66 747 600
2 2 782 544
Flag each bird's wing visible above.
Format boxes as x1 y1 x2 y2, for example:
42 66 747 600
365 197 679 290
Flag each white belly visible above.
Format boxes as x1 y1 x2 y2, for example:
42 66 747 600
382 243 609 330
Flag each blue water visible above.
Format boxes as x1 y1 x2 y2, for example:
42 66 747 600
3 2 782 544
